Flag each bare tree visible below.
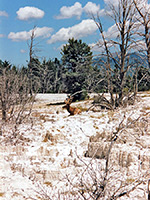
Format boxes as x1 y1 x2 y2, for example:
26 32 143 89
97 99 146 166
0 61 11 121
0 61 35 138
133 0 150 68
132 0 150 94
27 28 64 94
92 0 141 107
27 26 41 93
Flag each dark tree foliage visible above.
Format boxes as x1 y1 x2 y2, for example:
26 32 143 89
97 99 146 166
52 58 65 93
61 38 92 72
28 58 41 93
61 38 93 100
38 59 54 93
137 67 150 91
38 58 64 93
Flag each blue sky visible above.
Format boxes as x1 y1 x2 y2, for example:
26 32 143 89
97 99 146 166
0 0 149 67
0 0 108 67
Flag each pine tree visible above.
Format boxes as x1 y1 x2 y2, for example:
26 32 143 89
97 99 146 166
61 38 93 100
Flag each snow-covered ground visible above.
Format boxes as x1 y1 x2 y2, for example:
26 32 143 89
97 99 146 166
35 93 68 103
0 92 150 199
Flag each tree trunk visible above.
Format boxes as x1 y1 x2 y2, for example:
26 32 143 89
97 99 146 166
2 100 6 121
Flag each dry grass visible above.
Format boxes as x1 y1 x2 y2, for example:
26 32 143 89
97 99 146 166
141 106 150 111
76 106 88 112
0 193 5 197
42 130 66 144
43 131 57 143
139 91 150 97
90 131 111 142
44 181 53 187
126 178 135 184
141 94 150 97
90 113 105 119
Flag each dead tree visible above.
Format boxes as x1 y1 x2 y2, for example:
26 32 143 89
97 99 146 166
0 61 35 136
92 15 115 107
133 0 150 69
27 26 41 94
87 93 113 111
133 0 150 93
0 62 14 121
92 0 139 107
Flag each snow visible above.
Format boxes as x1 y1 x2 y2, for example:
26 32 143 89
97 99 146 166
35 93 68 103
0 92 150 199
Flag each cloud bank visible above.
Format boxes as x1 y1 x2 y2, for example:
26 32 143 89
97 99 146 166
47 19 98 44
84 2 100 15
16 6 45 21
55 2 82 19
55 2 100 19
8 27 53 42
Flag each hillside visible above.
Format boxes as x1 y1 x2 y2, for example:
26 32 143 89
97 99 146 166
0 92 150 200
93 52 148 68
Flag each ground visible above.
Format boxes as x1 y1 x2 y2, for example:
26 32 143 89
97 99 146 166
0 92 150 199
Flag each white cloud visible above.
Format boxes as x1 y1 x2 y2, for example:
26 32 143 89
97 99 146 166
16 6 45 21
0 11 8 17
8 31 30 41
34 27 53 38
83 2 100 15
89 43 101 52
90 39 114 53
104 0 150 14
55 2 82 19
134 0 150 16
104 0 119 7
47 19 98 44
104 23 119 39
0 34 5 38
8 27 53 42
55 2 102 19
20 49 26 53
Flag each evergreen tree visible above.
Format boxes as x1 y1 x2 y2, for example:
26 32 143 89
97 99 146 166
61 38 93 100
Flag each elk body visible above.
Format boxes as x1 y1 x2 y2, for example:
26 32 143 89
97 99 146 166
63 96 81 115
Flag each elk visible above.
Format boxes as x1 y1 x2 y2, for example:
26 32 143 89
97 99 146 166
63 96 81 115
